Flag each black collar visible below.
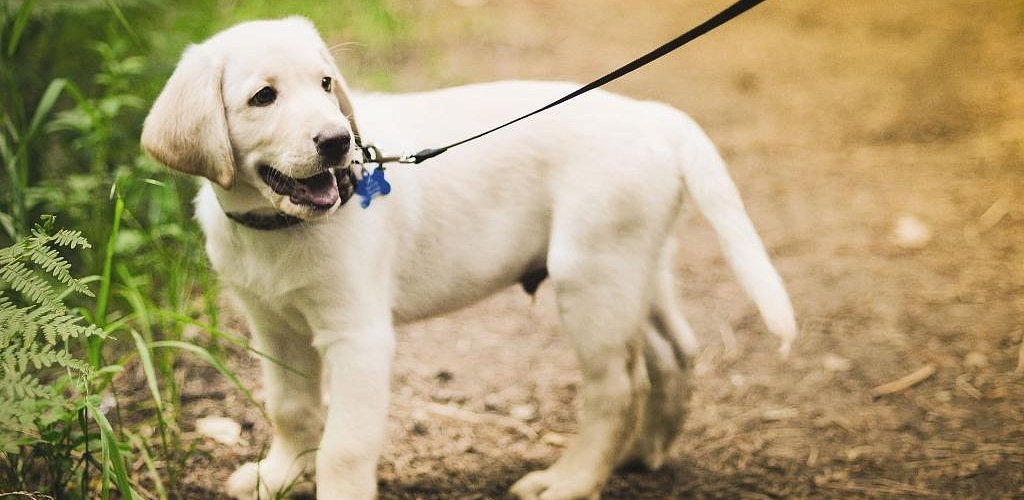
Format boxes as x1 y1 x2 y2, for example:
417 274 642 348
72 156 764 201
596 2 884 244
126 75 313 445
224 167 357 231
224 210 305 230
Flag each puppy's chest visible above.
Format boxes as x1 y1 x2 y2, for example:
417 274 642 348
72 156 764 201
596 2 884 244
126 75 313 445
206 230 335 304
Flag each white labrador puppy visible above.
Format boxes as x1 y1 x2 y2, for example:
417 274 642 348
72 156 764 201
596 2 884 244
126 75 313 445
142 17 796 500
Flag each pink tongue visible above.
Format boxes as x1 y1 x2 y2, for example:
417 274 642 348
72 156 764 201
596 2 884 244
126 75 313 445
291 171 339 208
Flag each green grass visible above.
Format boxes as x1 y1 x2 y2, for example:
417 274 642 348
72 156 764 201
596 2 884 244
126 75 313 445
0 0 409 497
207 0 403 42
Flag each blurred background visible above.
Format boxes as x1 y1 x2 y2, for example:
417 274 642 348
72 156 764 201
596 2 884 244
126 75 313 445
0 0 1021 498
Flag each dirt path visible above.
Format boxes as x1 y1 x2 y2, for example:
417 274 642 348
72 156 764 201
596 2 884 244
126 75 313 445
181 1 1023 498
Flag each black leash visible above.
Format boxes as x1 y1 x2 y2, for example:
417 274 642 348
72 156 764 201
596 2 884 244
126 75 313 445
228 0 767 229
366 0 767 166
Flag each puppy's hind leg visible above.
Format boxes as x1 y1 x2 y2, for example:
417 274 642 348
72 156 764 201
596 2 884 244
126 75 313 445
510 246 656 500
618 322 692 471
620 252 697 471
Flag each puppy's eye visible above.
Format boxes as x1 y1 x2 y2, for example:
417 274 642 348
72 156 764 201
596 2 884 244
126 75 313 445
321 76 332 92
249 86 277 106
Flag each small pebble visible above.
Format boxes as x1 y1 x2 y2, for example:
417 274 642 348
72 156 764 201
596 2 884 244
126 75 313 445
435 370 455 383
411 421 430 435
182 324 202 342
409 408 431 435
845 446 871 461
762 407 798 421
432 389 468 404
99 394 117 416
509 403 537 422
195 416 242 446
822 353 852 372
964 351 988 369
891 214 931 250
483 394 506 412
729 374 746 388
541 432 569 447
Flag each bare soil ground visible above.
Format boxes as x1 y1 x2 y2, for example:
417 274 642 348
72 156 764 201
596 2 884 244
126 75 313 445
175 1 1024 498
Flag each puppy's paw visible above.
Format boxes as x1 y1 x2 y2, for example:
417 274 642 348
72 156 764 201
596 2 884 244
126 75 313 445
226 462 266 499
226 460 312 499
617 391 686 472
510 469 601 500
618 434 669 472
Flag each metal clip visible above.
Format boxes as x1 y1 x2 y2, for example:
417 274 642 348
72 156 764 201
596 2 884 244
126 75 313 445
396 153 418 164
355 143 416 166
357 143 382 165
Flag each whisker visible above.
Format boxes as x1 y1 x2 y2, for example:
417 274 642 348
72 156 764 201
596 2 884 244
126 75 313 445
328 41 364 55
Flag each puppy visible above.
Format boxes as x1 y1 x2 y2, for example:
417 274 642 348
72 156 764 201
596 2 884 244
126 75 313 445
142 17 796 500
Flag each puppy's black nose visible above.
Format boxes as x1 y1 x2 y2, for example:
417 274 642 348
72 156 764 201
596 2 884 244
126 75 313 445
314 127 351 163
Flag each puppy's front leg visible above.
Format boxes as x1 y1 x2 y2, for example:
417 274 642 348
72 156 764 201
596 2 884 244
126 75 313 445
316 327 395 499
226 293 323 500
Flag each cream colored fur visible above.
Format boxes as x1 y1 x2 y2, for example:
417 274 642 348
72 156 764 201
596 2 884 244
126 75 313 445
142 17 796 500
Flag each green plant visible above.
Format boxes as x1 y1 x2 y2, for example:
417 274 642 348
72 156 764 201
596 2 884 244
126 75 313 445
1 1 412 497
0 0 146 244
0 216 136 499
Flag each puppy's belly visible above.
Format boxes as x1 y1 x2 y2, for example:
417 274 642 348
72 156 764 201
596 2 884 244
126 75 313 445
384 156 552 323
390 221 548 323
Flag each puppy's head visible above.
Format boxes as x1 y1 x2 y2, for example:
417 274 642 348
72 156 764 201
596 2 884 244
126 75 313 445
142 17 360 220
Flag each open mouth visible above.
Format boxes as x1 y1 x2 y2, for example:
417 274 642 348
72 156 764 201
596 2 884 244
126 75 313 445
259 165 348 210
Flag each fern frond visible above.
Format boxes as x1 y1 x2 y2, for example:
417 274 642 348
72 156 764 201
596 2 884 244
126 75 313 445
51 228 91 250
1 260 60 307
0 297 28 346
38 311 74 344
0 241 27 265
0 215 104 461
0 371 51 401
1 310 38 348
29 245 75 287
0 217 99 445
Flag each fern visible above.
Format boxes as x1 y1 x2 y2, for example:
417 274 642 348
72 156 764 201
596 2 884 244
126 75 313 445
0 216 103 447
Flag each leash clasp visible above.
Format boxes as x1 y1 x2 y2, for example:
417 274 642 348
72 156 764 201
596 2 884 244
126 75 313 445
356 143 417 166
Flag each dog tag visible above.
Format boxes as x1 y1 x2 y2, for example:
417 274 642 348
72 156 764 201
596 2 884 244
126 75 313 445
355 166 392 208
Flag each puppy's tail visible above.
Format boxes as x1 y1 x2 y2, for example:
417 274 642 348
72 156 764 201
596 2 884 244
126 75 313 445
670 112 797 356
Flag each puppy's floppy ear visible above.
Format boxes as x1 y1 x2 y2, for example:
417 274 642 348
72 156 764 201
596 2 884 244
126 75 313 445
142 45 235 189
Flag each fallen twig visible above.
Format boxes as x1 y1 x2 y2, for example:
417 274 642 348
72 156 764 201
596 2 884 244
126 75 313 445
955 374 983 399
977 195 1011 233
821 478 940 497
1017 330 1024 374
870 364 936 398
424 401 539 440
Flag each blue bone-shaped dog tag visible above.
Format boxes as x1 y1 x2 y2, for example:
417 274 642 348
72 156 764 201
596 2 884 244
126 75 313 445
355 166 392 208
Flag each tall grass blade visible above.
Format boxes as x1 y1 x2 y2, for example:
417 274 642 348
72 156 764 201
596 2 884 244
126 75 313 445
87 194 123 368
116 264 152 340
153 309 307 378
125 430 169 500
24 79 67 146
0 125 10 162
130 330 163 414
101 0 141 44
6 0 37 57
5 78 66 237
0 124 19 239
151 340 269 421
88 399 139 500
94 194 123 326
